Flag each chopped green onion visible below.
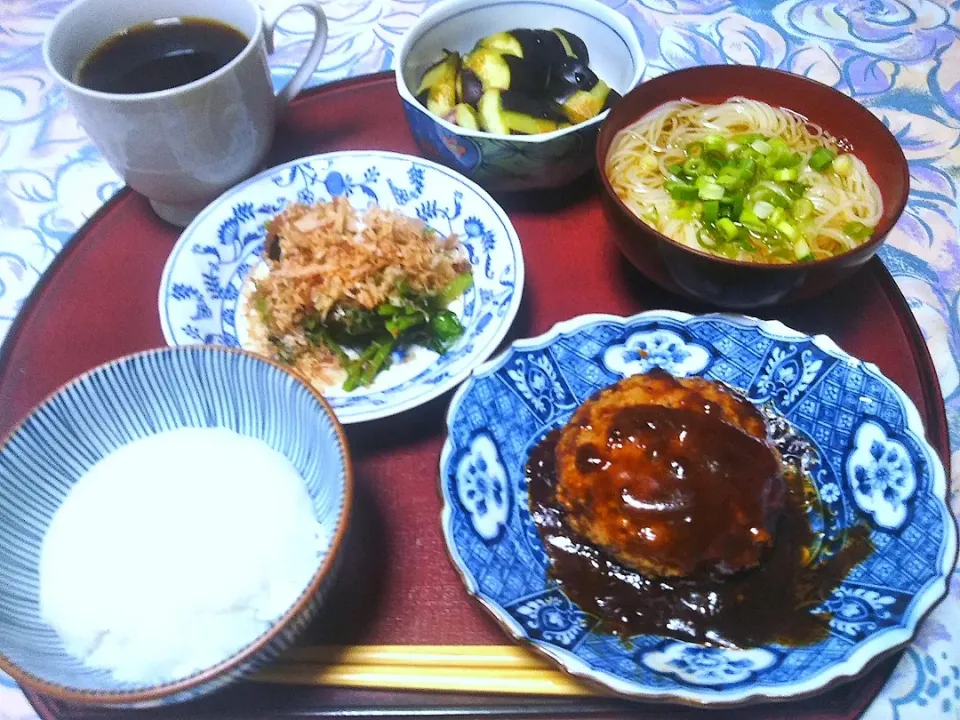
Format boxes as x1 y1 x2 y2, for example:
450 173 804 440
739 208 766 233
792 198 815 220
717 218 739 241
697 229 718 248
769 207 787 226
751 185 790 208
793 238 812 260
703 200 720 223
833 154 853 176
699 183 725 201
668 163 685 177
726 141 741 154
704 134 726 154
843 221 873 240
665 181 699 201
774 167 799 182
716 173 742 190
809 147 836 171
776 220 799 241
683 158 707 176
728 192 744 218
769 136 789 151
752 200 776 220
641 206 659 223
773 151 804 169
784 181 807 199
738 157 758 179
751 139 773 155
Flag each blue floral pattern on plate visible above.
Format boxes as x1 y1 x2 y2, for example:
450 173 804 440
159 151 524 424
439 311 957 705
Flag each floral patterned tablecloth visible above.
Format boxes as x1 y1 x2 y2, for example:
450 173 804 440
1 1 958 718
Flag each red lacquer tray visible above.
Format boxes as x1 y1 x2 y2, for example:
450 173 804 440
3 74 949 720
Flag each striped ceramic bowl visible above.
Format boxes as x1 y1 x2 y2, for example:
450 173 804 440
0 346 352 707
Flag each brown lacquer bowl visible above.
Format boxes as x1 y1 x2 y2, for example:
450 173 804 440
596 65 910 309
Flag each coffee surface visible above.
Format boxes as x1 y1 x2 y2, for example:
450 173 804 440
76 17 248 94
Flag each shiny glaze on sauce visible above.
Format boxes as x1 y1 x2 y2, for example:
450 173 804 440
568 404 785 576
528 429 873 647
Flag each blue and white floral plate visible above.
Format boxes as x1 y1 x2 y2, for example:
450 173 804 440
439 311 957 706
159 151 524 424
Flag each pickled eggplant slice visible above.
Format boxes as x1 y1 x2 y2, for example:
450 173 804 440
479 88 566 135
463 47 551 96
478 89 509 134
477 30 523 58
418 51 460 117
552 29 589 63
559 79 618 123
477 28 567 65
548 58 600 98
457 67 483 106
453 103 480 130
417 50 459 94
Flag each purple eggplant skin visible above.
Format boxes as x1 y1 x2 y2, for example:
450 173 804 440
458 67 483 106
553 28 589 64
548 57 600 99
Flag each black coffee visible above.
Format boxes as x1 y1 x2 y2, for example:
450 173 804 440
76 17 249 94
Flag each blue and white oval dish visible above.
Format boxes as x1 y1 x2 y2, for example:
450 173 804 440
439 311 957 705
0 346 352 706
159 150 524 424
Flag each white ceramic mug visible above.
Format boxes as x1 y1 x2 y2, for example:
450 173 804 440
43 0 328 226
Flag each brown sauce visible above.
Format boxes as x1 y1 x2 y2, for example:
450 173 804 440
565 404 785 577
528 429 873 648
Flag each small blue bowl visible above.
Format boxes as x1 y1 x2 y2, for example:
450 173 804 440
0 346 352 707
395 0 644 192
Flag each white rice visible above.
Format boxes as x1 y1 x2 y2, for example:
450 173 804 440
39 428 326 685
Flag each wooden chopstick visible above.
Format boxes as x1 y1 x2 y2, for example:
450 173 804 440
253 663 595 696
252 645 597 696
282 644 553 669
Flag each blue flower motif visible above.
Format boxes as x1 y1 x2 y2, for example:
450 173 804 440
642 643 778 686
845 421 918 529
820 586 897 638
463 217 485 239
324 171 346 197
855 440 910 501
820 482 842 503
455 434 509 541
511 592 590 648
602 329 711 377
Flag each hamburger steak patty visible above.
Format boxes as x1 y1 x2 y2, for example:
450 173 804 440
554 369 787 577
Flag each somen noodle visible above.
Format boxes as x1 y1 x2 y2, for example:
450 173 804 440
605 97 883 264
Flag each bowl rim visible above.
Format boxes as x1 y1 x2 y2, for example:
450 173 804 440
394 0 644 144
595 65 911 272
0 344 355 706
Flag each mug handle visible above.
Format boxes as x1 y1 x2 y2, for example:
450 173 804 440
261 0 328 112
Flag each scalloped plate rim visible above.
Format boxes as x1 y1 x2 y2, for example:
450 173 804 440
438 310 958 706
158 149 526 424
